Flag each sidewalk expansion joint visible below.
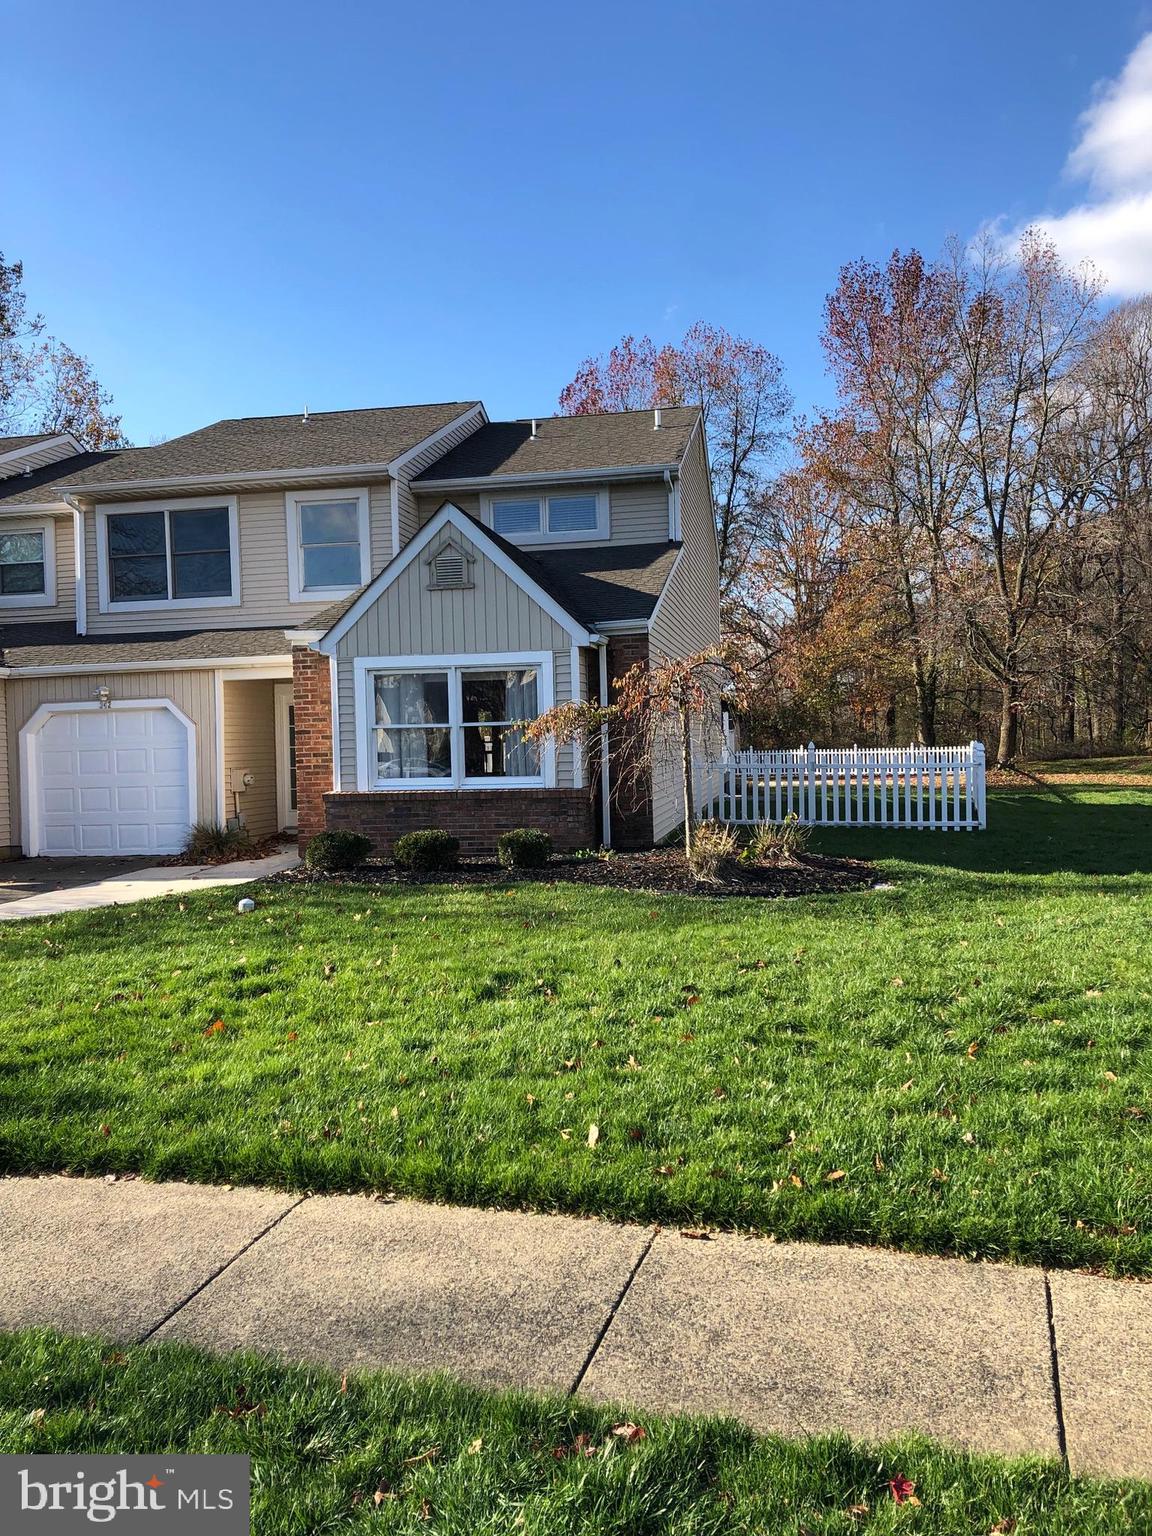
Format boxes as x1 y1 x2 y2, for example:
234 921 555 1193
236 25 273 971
1043 1270 1069 1464
135 1194 310 1345
567 1225 658 1398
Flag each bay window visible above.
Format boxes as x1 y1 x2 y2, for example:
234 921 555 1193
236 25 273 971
98 498 239 610
485 490 605 543
362 655 552 788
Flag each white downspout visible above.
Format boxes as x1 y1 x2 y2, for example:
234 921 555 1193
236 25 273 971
596 637 612 848
66 498 87 635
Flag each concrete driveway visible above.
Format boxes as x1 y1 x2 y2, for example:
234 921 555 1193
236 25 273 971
0 856 155 905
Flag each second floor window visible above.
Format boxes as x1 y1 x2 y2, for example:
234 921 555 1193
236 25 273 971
0 528 46 595
488 491 605 542
286 487 371 602
106 504 235 603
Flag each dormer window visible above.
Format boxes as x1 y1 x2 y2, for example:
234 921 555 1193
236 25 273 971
285 487 371 603
483 489 607 544
426 539 474 590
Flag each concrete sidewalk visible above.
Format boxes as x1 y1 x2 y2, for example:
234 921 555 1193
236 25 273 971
0 1176 1148 1480
0 851 299 920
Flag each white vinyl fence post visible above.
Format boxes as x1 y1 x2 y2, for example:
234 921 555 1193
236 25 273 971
805 742 816 824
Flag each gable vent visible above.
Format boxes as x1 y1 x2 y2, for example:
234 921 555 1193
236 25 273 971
427 541 474 590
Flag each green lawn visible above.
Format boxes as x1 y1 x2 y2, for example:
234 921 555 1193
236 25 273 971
0 788 1149 1274
1 1330 1146 1535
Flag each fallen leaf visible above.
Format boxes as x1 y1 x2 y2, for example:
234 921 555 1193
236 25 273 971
890 976 904 988
373 1481 396 1506
990 1520 1017 1534
339 1373 348 1394
789 1173 805 1188
889 1475 920 1505
467 1437 484 1455
587 1123 600 1148
654 1164 677 1176
402 1446 439 1466
559 1128 572 1140
611 1422 647 1442
1104 1070 1118 1081
966 1040 980 1059
99 1123 111 1137
680 1229 711 1240
824 1169 846 1182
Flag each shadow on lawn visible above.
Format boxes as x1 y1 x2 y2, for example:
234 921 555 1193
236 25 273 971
810 787 1152 879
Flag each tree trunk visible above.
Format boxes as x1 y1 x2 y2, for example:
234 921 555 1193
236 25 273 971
996 671 1021 766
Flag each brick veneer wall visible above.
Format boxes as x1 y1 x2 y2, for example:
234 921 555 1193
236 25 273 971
323 788 595 856
604 633 654 849
291 646 333 849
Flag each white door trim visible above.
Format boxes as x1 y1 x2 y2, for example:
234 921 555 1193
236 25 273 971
19 697 198 856
274 682 298 830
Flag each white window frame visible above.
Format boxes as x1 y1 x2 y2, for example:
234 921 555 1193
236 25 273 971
285 487 371 604
95 497 241 613
480 488 608 546
0 517 56 608
353 651 556 791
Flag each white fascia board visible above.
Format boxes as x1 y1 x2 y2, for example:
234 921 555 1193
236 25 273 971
385 404 488 475
592 619 651 634
412 463 682 492
283 629 325 645
0 433 84 475
0 500 74 515
5 654 292 677
317 502 592 652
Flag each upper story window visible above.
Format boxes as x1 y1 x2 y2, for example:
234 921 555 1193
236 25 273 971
97 498 240 610
286 487 371 603
0 524 49 603
483 489 607 544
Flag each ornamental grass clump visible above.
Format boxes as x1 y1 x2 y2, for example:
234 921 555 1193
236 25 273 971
686 819 739 881
747 812 810 866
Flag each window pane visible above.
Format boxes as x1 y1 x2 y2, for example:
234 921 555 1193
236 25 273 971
463 724 540 779
300 501 359 544
374 726 452 781
108 512 165 557
0 531 44 564
548 494 598 532
461 668 538 724
173 550 232 598
171 507 229 553
373 672 450 727
303 543 361 589
0 562 45 595
491 499 541 536
111 554 168 600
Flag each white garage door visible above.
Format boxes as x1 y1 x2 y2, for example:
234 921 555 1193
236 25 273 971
31 706 192 855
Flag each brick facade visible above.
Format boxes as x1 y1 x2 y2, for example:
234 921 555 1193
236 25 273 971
291 646 333 849
323 788 595 856
604 633 653 849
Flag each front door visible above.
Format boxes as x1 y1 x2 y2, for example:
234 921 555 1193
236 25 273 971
274 682 298 830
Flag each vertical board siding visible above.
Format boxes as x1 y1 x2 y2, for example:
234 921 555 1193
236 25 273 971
83 483 392 634
0 512 76 622
4 669 219 847
0 683 11 849
222 677 279 836
694 744 988 831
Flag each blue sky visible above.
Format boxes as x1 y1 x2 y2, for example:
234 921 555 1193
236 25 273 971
6 1 1152 444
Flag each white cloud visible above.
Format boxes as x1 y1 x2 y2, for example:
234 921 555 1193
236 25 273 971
999 32 1152 296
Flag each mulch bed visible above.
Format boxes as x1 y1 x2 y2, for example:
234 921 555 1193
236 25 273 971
271 848 877 899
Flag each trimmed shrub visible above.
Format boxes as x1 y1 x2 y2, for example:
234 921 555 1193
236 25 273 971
687 819 739 881
496 827 553 869
747 813 810 865
182 821 249 860
304 830 373 872
393 828 460 872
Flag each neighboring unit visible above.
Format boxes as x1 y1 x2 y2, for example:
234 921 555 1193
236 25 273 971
0 402 720 859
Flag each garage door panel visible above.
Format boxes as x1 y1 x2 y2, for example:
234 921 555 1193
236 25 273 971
29 705 192 857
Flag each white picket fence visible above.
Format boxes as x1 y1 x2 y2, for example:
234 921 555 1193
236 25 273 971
694 742 987 831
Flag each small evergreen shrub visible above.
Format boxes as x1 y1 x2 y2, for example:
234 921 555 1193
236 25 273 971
182 821 249 860
687 819 739 881
393 828 460 871
496 827 553 869
304 830 373 871
747 813 810 865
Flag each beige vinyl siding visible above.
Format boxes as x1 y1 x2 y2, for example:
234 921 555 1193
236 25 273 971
0 683 11 850
648 425 722 842
222 677 279 836
0 512 76 622
415 479 670 547
394 409 486 548
4 669 218 851
332 528 579 790
83 482 393 634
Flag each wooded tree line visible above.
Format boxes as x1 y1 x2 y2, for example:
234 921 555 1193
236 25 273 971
561 236 1152 764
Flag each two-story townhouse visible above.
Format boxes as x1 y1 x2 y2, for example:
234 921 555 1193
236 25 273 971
0 401 720 860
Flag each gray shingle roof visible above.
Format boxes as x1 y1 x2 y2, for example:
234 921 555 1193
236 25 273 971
0 451 120 506
0 434 61 453
311 514 679 636
412 407 701 482
0 623 290 669
63 404 481 490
